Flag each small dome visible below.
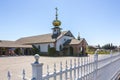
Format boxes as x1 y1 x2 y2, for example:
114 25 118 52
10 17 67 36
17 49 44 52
52 20 61 27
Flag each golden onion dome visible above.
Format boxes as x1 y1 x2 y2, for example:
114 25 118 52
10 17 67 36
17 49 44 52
52 8 61 27
53 20 61 27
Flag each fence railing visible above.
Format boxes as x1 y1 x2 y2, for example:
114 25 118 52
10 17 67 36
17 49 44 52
7 50 120 80
42 57 94 80
7 69 26 80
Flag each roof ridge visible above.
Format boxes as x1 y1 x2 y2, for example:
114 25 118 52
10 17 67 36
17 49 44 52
16 33 53 40
16 31 68 40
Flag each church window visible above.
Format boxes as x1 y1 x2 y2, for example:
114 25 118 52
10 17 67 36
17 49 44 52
55 30 56 31
64 39 66 41
48 44 50 48
36 45 41 52
59 45 62 51
38 45 40 50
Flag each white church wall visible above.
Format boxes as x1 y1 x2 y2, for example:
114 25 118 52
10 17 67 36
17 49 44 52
56 36 73 51
40 44 48 52
34 43 54 52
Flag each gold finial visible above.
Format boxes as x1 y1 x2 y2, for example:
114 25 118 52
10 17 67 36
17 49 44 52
55 7 58 20
53 7 61 27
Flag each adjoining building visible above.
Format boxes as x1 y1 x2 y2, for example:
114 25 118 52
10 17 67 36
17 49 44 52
0 40 32 55
0 8 88 56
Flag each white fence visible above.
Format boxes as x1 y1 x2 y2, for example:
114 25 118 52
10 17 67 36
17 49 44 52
7 50 120 80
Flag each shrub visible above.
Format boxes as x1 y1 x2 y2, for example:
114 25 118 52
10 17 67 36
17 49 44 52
48 47 56 56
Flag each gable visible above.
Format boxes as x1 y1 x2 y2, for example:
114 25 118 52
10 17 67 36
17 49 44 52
63 38 88 46
56 31 75 41
64 31 75 38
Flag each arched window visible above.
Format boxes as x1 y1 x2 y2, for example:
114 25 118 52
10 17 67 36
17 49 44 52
38 45 41 52
38 45 40 49
59 45 62 51
48 44 50 49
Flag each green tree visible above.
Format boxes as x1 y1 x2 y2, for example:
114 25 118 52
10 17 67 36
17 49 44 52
102 43 117 50
32 45 40 55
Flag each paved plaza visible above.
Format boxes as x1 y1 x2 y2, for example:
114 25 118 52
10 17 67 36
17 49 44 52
0 56 81 80
0 54 109 80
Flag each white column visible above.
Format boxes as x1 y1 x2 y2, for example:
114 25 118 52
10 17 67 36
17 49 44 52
31 54 43 80
20 48 24 55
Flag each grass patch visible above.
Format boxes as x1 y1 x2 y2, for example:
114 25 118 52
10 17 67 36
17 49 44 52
86 49 110 54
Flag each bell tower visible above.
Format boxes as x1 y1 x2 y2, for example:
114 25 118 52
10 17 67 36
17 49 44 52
52 8 62 39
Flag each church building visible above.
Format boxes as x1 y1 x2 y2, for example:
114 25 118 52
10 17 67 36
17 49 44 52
16 8 88 56
0 8 88 56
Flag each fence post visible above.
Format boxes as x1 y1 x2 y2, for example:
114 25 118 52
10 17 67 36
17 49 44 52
23 69 25 80
7 71 11 80
110 50 113 62
31 54 43 80
60 62 63 80
93 49 98 80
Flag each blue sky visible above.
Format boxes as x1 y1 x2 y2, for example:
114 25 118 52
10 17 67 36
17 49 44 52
0 0 120 46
